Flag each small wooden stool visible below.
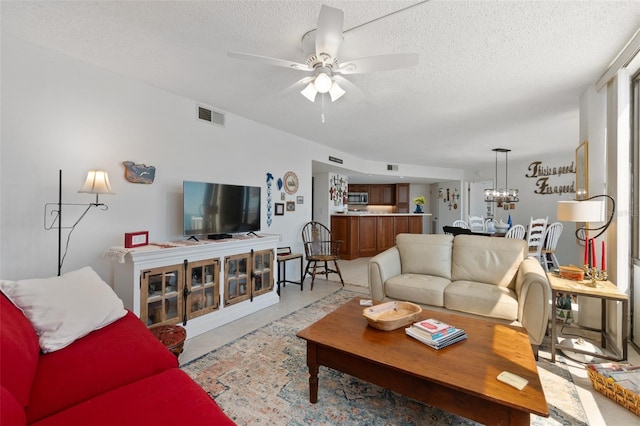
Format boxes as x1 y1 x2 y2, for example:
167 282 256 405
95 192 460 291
150 324 186 357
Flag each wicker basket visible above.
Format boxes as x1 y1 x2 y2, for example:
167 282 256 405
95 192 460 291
362 301 422 331
586 364 640 416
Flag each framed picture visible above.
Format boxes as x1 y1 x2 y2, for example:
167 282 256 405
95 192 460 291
124 231 149 248
297 195 304 204
575 141 589 244
286 201 295 212
576 141 588 200
275 203 284 216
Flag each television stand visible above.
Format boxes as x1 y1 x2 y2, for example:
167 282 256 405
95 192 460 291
207 233 233 240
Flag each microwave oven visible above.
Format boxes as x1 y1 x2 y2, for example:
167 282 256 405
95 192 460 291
347 192 368 204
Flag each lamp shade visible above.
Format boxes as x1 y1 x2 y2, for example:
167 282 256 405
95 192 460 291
301 82 318 102
328 81 345 102
557 200 604 222
79 171 114 194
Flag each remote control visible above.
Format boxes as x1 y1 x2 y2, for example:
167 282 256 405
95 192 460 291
359 299 373 306
497 371 528 390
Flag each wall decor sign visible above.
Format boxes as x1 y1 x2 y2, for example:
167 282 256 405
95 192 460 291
123 161 156 184
124 231 149 248
286 201 295 212
297 196 304 204
283 171 299 195
275 203 284 216
525 157 576 196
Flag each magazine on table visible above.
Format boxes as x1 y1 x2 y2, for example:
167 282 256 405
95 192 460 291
410 321 457 340
413 318 455 335
405 326 467 349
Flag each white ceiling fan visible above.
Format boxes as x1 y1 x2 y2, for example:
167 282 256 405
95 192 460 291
228 4 419 103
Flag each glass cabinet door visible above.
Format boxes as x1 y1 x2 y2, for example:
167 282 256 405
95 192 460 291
187 259 220 319
140 264 183 327
224 253 250 306
253 249 273 297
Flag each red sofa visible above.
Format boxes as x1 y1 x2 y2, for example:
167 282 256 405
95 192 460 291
0 293 235 426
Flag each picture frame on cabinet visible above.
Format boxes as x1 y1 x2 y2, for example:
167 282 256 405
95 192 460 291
275 203 284 216
286 201 295 212
125 231 149 248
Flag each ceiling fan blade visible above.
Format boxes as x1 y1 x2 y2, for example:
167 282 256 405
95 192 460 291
315 5 344 61
335 53 419 75
227 51 312 71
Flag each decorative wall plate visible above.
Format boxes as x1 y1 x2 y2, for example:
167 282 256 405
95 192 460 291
283 171 299 195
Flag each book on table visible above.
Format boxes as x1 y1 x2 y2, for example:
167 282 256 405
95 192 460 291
405 319 467 349
412 318 457 340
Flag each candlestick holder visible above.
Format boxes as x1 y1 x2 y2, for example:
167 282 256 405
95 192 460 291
583 265 607 287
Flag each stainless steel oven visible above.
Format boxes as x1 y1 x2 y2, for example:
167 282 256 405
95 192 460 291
347 192 368 204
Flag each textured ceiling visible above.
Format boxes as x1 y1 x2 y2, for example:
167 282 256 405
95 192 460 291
3 0 639 174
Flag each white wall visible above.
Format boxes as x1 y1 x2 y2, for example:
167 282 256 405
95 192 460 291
1 36 318 281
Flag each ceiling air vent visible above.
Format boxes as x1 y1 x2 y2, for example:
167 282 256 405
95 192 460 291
387 164 399 171
197 105 225 127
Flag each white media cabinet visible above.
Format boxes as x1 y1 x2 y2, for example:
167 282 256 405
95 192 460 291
111 234 281 339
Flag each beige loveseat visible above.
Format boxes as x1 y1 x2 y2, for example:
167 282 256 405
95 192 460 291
369 234 551 357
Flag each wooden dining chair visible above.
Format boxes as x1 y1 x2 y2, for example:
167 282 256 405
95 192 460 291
301 221 344 290
527 217 548 265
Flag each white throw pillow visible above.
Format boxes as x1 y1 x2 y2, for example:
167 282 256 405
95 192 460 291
0 266 127 353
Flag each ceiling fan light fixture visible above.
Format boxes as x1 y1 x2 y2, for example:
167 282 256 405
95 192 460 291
313 72 333 93
328 81 345 102
301 82 318 102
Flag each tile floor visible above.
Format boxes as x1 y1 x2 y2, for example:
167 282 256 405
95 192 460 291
180 258 640 425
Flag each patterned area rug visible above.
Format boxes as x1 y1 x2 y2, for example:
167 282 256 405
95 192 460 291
182 289 587 425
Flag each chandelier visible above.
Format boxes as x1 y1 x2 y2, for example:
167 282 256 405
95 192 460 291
484 148 519 205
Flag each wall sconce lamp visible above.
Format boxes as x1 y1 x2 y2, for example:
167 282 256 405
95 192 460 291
556 194 616 241
44 169 114 276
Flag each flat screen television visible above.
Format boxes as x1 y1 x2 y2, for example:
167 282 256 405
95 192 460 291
183 180 261 238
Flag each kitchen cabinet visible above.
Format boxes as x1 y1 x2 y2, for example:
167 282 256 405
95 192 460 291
367 184 396 205
396 183 410 213
330 214 424 260
368 185 383 204
348 184 369 193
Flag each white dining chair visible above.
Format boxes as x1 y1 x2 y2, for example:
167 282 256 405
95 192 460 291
452 220 469 229
505 224 526 239
541 222 563 271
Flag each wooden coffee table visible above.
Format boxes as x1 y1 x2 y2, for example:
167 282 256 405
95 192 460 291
296 298 548 425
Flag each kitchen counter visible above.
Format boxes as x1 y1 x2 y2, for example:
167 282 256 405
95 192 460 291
331 213 426 260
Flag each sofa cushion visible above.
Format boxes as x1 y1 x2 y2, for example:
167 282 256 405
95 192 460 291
444 281 519 320
30 369 236 426
0 267 127 353
0 293 40 408
396 234 453 279
385 274 451 307
451 235 526 289
1 386 27 426
26 311 178 423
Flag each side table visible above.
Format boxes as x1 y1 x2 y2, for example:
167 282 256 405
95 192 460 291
276 249 304 295
150 324 186 357
546 273 628 363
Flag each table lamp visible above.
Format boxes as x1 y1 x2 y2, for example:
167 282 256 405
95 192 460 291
556 194 615 282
